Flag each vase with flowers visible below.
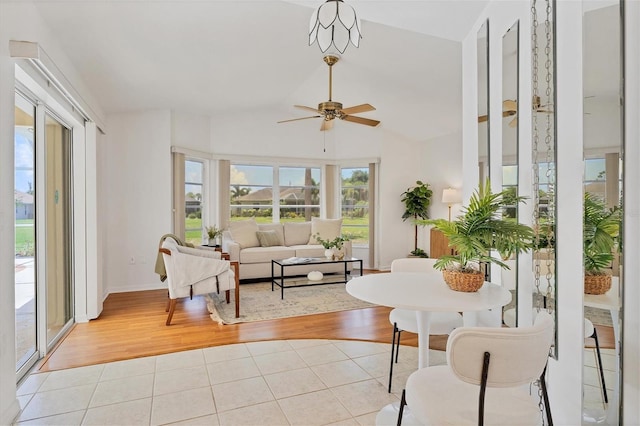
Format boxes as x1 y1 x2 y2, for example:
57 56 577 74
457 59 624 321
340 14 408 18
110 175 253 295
205 225 224 247
314 233 350 260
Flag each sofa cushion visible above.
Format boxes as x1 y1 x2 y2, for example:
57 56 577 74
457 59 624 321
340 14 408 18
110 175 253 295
256 230 281 247
308 217 343 244
240 246 295 264
293 245 325 258
229 219 260 248
283 222 312 246
257 223 285 245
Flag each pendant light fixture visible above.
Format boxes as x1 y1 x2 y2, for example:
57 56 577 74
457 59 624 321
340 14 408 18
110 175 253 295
309 0 362 54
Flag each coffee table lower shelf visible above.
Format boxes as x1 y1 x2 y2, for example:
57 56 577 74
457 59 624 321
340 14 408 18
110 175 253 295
271 257 363 299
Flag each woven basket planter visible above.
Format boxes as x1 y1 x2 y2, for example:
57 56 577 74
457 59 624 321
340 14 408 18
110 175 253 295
584 274 612 295
443 270 485 292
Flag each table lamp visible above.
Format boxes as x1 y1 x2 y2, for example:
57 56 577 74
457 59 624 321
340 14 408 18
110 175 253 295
442 188 462 221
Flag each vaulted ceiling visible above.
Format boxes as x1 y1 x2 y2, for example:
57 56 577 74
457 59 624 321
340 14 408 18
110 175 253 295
30 0 490 142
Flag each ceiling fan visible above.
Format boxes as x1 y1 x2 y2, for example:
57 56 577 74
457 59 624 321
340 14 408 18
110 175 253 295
478 97 553 128
278 55 381 131
478 99 517 127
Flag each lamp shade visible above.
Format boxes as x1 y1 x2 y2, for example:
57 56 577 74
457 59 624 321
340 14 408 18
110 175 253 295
309 0 362 54
442 188 462 204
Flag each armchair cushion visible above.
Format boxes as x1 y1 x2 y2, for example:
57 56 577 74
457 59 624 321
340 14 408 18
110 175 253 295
229 219 260 248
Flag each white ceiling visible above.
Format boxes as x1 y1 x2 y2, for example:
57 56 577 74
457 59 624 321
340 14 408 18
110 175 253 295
30 0 489 142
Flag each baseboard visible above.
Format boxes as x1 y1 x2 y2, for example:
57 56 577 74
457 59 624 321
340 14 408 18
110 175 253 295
106 282 166 294
1 398 21 426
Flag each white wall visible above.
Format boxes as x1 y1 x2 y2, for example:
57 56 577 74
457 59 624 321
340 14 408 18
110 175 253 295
104 111 172 292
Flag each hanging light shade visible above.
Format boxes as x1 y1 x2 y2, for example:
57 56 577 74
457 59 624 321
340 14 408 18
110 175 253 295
309 0 362 54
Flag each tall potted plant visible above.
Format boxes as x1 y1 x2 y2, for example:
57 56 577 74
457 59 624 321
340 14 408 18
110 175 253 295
401 180 433 257
420 179 534 292
584 192 620 294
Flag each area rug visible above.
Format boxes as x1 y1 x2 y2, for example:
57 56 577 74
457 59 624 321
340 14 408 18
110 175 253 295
206 281 376 324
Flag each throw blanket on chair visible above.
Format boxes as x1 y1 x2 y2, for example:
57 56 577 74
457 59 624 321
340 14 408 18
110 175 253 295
154 234 194 282
172 248 234 292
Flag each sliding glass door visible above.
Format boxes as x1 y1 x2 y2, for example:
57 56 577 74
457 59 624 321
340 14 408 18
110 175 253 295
14 91 74 379
44 113 73 347
14 93 37 375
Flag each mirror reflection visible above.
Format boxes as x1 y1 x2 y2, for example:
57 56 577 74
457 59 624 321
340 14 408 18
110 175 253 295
582 1 623 423
531 0 557 359
501 21 519 327
477 20 489 186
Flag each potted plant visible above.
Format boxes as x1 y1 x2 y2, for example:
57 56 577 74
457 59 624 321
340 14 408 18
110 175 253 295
583 192 620 294
401 180 433 257
314 234 350 260
205 225 224 247
409 248 429 258
419 179 535 292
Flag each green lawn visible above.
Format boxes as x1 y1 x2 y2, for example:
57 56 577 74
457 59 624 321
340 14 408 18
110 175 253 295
15 222 34 256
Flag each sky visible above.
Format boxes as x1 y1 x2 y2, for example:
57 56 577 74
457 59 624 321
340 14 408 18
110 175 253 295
14 127 34 193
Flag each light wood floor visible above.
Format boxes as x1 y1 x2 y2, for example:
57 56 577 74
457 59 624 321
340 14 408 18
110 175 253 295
37 286 426 372
37 281 614 373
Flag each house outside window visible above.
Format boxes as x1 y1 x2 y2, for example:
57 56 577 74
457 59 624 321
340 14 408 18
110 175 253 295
230 164 320 223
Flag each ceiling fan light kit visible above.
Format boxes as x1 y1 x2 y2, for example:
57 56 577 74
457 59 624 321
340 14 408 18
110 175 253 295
278 54 380 131
309 0 362 54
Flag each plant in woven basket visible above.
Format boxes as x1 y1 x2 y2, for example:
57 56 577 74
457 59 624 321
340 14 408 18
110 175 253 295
419 179 535 291
583 192 620 294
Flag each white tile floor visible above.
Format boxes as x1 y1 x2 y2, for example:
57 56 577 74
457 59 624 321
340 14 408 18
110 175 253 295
15 340 444 426
14 339 619 425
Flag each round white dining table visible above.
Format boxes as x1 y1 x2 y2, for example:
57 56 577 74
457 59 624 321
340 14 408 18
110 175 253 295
346 272 512 368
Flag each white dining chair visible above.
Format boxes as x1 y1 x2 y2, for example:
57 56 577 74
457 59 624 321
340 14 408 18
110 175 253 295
397 311 554 425
387 258 463 393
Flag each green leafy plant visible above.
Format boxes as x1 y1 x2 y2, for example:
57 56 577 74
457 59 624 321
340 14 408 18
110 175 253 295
420 179 534 273
401 180 433 254
314 234 350 250
584 192 620 275
409 248 429 258
205 225 224 239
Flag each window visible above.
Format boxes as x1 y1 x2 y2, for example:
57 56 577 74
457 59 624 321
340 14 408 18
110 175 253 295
502 165 518 219
184 159 204 245
229 164 321 223
279 167 320 222
584 158 606 199
340 167 369 245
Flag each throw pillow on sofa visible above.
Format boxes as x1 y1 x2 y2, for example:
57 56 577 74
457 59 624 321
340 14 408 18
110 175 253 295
284 222 312 246
256 230 282 247
229 219 260 248
308 217 343 244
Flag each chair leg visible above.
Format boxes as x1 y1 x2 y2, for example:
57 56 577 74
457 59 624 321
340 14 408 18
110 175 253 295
225 289 230 304
539 365 553 426
389 323 398 393
166 299 177 326
165 291 170 312
478 352 490 426
591 327 608 403
395 329 402 363
397 388 407 426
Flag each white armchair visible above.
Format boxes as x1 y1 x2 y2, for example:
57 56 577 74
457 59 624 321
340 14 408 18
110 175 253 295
160 237 239 325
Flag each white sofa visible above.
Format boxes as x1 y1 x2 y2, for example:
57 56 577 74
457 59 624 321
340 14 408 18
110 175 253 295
222 218 352 280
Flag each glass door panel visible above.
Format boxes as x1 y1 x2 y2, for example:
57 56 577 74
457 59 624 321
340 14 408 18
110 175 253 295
15 93 37 373
44 113 73 347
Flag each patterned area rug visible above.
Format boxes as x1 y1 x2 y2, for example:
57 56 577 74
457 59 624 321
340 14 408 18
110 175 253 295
206 280 376 324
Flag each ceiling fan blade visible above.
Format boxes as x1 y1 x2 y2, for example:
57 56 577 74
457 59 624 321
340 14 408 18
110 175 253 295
320 119 334 131
341 115 380 127
294 105 320 113
478 115 488 123
340 104 376 115
277 115 321 124
502 110 516 118
503 99 517 111
509 117 518 128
